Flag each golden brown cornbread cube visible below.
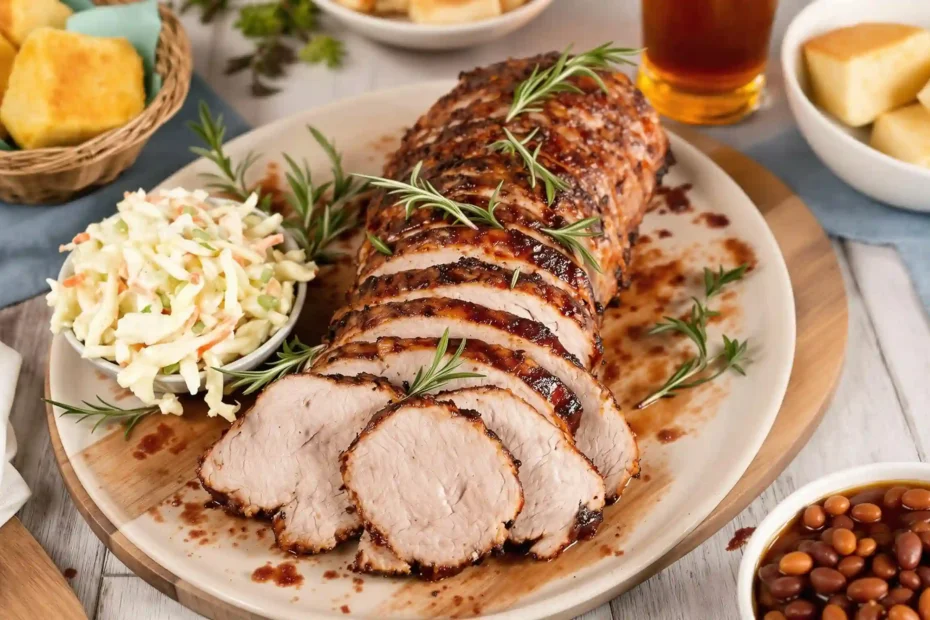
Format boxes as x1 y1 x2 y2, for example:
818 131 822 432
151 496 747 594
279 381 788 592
500 0 526 11
919 79 930 112
0 0 72 47
871 103 930 169
409 0 501 24
0 28 145 150
374 0 409 15
337 0 376 13
0 31 15 137
804 23 930 127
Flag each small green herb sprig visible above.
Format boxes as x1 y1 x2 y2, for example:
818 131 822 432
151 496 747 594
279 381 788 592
507 43 641 122
218 336 325 395
490 128 568 205
366 232 393 256
404 329 484 399
541 217 603 273
636 264 750 409
181 0 344 97
357 162 503 230
45 397 157 439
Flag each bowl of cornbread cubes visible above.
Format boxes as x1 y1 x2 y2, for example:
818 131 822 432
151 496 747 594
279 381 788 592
783 0 930 212
314 0 552 50
0 0 191 205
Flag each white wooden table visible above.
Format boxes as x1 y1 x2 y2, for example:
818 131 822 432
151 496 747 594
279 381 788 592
6 1 930 617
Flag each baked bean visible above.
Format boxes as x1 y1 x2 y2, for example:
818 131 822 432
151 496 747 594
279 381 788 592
822 527 836 545
759 562 781 585
851 503 883 523
847 577 889 603
770 575 804 600
811 541 840 567
901 511 930 526
856 537 877 557
784 600 816 619
887 588 917 606
889 606 921 620
827 594 852 609
872 552 898 579
810 567 846 594
919 531 930 552
779 551 813 575
902 489 930 511
833 515 855 531
856 602 884 620
920 588 930 620
885 486 910 510
826 495 851 516
833 528 857 555
801 504 825 530
896 531 923 570
912 521 930 533
917 565 930 587
850 488 887 506
837 555 866 579
758 584 777 607
901 569 922 590
870 523 894 546
763 612 787 620
822 605 848 620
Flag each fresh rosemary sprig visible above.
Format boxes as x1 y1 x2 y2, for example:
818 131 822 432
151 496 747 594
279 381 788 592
44 397 157 439
357 162 503 230
636 264 750 409
506 42 641 122
510 268 520 290
490 128 568 205
367 232 393 256
404 329 484 400
540 217 603 273
218 336 325 395
188 102 273 212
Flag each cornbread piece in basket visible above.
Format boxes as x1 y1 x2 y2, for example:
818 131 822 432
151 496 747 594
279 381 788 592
871 103 930 169
804 23 930 127
409 0 502 24
0 0 72 47
0 28 145 149
0 32 15 137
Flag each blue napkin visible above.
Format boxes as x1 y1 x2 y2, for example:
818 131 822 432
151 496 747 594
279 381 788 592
726 128 930 312
0 75 250 309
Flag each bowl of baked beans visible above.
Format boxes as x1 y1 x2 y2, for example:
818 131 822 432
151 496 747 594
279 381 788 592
738 462 930 619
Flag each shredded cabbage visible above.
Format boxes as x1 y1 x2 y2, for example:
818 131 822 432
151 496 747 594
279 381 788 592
47 188 316 421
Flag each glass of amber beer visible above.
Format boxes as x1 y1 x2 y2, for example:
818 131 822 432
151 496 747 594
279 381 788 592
637 0 778 125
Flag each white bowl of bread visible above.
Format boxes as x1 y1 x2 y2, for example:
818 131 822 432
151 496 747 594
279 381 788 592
782 0 930 212
314 0 553 50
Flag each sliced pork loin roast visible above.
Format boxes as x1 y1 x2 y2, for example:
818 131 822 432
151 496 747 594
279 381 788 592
339 258 602 368
353 386 605 573
326 300 639 499
198 373 402 554
340 397 524 580
312 336 582 434
357 226 600 317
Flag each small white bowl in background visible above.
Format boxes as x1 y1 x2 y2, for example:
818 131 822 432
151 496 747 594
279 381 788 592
314 0 554 51
57 212 308 395
737 462 930 618
782 0 930 212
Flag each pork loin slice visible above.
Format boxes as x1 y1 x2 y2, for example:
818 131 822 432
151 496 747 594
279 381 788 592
312 337 582 434
198 373 402 554
340 397 524 580
357 226 600 317
340 258 601 367
355 530 411 576
326 300 640 499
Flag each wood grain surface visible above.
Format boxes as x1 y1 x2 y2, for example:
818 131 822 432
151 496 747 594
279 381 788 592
42 132 847 619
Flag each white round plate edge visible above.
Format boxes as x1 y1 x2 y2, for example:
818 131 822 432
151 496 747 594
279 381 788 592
49 81 797 620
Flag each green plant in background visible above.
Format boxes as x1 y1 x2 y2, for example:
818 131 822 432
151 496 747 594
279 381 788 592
179 0 345 97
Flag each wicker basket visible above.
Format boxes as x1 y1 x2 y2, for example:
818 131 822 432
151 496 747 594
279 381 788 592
0 1 192 205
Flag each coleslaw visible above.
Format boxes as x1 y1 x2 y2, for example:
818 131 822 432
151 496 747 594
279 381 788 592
46 188 317 421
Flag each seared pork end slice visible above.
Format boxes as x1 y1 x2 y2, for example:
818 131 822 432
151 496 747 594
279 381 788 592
340 258 602 366
355 531 411 576
357 226 599 317
341 397 523 580
439 387 605 558
197 373 402 553
312 336 582 434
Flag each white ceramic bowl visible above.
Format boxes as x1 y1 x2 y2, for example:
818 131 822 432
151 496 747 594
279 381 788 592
314 0 553 50
782 0 930 212
57 209 307 395
737 462 930 618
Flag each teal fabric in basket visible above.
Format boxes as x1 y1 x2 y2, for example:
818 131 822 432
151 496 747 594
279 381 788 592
0 75 250 309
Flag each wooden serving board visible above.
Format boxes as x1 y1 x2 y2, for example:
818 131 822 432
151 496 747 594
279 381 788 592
45 130 847 619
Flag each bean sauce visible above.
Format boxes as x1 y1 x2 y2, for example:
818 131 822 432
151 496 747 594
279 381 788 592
755 481 930 618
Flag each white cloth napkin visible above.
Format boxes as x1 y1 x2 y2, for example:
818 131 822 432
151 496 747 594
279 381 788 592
0 340 30 526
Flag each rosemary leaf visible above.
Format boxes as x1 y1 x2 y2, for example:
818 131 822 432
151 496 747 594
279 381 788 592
489 128 568 205
540 216 603 273
367 232 393 256
218 337 325 396
404 329 484 399
510 268 520 290
45 397 158 439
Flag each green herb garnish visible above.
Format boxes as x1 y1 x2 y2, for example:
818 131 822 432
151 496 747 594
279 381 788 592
367 232 393 256
490 128 568 205
404 329 484 400
540 217 603 273
218 337 325 395
45 397 157 439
